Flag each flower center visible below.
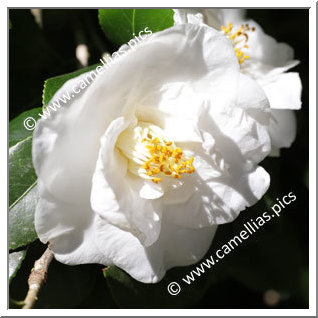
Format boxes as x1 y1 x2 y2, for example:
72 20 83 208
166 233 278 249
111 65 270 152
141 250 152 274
116 122 195 183
221 22 255 65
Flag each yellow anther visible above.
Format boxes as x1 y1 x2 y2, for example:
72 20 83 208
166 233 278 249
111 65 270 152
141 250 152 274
187 166 195 173
175 165 182 173
159 154 164 162
116 122 196 184
221 22 255 65
172 148 182 159
152 168 160 174
118 123 196 184
152 177 161 184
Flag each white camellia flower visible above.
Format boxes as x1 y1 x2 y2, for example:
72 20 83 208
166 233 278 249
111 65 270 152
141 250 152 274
174 9 302 156
33 24 271 283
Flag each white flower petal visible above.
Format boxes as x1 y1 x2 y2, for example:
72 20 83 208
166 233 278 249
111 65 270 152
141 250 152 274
262 72 302 110
173 9 207 26
34 24 229 204
34 181 104 265
254 60 300 81
32 70 132 205
136 105 202 144
241 20 295 67
203 166 270 223
91 117 163 247
173 9 246 30
203 73 271 164
94 215 217 283
219 9 246 24
162 176 195 205
268 109 297 156
134 24 240 120
165 166 270 229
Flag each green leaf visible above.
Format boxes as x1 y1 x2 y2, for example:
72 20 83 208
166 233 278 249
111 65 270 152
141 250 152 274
98 9 174 47
9 107 41 148
9 135 37 207
9 298 25 309
9 108 41 250
9 182 39 250
9 250 27 283
43 64 98 107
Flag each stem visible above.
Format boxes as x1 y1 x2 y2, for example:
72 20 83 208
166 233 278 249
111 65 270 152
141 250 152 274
22 247 54 309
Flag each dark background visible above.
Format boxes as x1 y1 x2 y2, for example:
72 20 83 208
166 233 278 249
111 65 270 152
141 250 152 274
9 9 309 309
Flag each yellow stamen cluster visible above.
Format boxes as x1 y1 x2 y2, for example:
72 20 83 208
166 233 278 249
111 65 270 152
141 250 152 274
141 137 195 183
221 22 255 64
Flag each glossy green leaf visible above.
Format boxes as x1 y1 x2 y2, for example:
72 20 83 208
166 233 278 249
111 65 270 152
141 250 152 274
9 107 41 148
43 64 98 107
9 249 27 283
9 183 39 250
9 137 37 207
98 9 174 47
9 108 41 250
9 108 41 208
